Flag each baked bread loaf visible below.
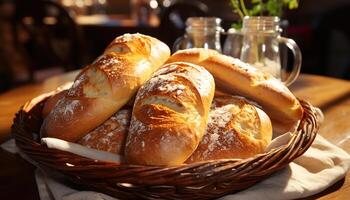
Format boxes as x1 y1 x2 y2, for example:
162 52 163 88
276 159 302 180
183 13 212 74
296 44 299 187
78 108 131 154
42 82 72 118
167 48 303 134
43 86 131 154
40 33 170 142
42 90 67 118
125 62 215 165
186 95 272 163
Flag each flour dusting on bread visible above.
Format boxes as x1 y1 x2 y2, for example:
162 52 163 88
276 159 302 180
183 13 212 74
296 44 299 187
125 62 215 165
51 99 83 121
186 95 272 163
78 109 131 154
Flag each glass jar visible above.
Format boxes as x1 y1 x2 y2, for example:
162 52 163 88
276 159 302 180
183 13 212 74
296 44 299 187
173 17 223 52
223 28 243 58
240 16 302 86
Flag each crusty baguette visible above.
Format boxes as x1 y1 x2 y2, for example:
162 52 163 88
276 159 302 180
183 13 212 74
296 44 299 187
167 48 303 134
42 90 67 118
78 108 131 154
125 62 215 165
186 95 272 163
44 88 132 154
41 82 73 118
41 33 170 142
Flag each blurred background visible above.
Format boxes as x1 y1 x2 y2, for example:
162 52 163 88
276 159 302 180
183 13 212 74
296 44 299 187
0 0 349 92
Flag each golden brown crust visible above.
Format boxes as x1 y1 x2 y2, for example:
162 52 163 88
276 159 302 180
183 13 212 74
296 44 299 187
125 62 215 166
42 90 68 118
166 48 303 134
186 95 272 163
41 34 170 142
78 108 131 154
41 82 73 118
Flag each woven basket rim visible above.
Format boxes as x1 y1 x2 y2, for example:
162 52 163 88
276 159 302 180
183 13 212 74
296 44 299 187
12 97 320 200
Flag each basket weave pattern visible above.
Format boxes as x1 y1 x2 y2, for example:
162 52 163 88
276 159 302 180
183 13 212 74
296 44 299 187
12 99 319 200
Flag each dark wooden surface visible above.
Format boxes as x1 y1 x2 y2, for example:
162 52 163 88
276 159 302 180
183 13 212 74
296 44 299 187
0 73 349 199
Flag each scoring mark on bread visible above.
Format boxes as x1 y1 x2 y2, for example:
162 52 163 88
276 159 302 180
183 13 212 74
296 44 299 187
106 44 131 54
142 96 185 113
150 63 213 97
208 104 237 132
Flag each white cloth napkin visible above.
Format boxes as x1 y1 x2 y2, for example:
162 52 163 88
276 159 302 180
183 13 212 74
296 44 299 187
220 135 350 200
41 138 122 163
2 134 350 200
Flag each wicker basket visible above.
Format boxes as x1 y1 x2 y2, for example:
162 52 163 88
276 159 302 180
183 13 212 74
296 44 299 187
12 97 320 200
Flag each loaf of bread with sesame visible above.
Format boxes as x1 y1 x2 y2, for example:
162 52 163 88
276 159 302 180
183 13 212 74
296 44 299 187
186 94 272 163
167 48 303 135
40 33 170 142
125 62 215 165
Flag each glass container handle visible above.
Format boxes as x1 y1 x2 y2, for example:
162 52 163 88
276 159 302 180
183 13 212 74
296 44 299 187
172 34 190 53
278 36 302 86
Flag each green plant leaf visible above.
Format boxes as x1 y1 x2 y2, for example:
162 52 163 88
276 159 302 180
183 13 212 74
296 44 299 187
240 0 249 16
249 4 263 16
232 22 243 29
230 0 244 19
281 0 298 9
266 0 283 16
229 0 298 19
288 0 299 9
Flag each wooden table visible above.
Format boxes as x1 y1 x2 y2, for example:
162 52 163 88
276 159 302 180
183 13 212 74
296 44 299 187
0 74 350 199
